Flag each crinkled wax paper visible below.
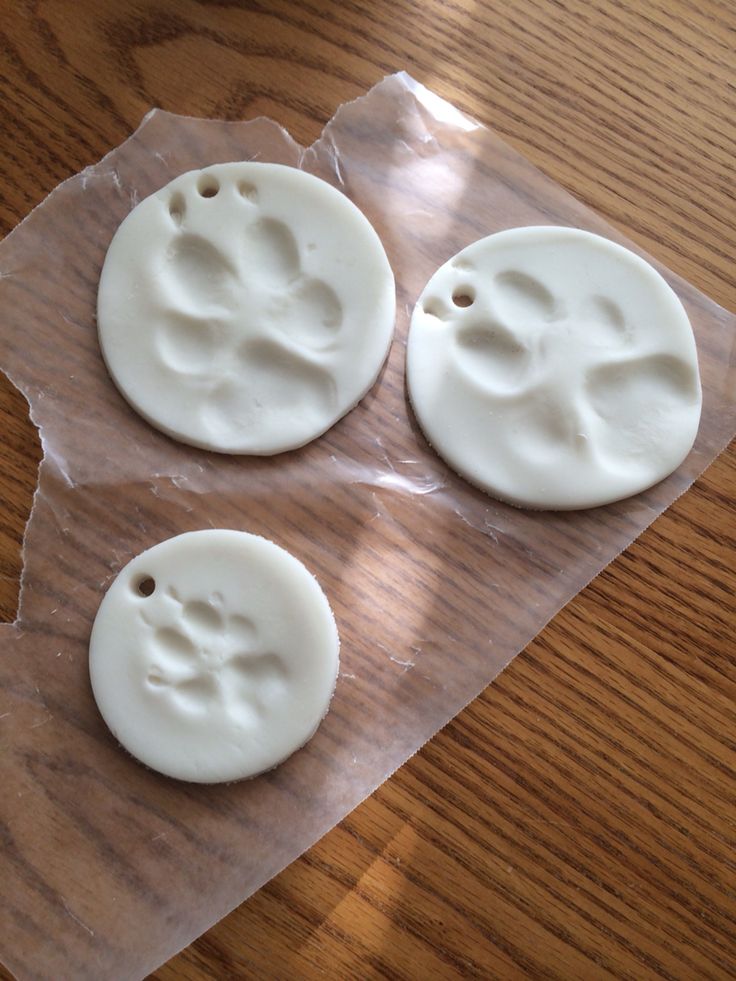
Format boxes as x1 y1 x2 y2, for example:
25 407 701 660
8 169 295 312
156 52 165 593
0 72 734 980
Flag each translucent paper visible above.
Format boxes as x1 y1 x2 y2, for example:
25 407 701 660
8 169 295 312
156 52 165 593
0 73 734 980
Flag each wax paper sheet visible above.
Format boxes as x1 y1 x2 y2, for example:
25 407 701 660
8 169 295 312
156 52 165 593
0 73 734 980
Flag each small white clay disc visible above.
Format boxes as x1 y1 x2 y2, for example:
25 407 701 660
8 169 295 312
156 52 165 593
97 162 395 454
89 530 339 783
407 226 702 510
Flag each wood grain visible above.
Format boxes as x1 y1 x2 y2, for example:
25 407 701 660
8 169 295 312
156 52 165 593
0 1 734 978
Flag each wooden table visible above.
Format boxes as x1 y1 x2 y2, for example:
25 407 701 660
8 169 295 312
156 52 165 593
1 2 734 977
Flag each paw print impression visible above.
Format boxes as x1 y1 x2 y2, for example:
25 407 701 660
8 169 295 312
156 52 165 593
156 172 342 440
451 267 636 455
142 587 288 727
408 227 702 509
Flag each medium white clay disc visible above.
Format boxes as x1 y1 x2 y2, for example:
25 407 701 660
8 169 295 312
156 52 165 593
97 162 395 453
407 226 702 510
89 530 340 783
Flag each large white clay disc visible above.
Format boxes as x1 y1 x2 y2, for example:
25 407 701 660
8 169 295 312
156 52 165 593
89 530 340 783
97 162 395 453
407 226 702 510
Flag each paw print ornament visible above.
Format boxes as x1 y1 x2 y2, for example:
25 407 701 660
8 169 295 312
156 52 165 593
89 530 340 783
97 162 395 454
407 226 702 510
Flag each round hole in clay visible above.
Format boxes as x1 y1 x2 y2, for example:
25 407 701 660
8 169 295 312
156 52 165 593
452 287 475 308
197 174 220 198
135 575 156 598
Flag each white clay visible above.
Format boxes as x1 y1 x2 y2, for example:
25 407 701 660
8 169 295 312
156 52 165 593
97 163 395 453
89 530 339 783
407 226 702 510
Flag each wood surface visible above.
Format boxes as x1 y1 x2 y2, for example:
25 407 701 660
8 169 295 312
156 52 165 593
0 1 734 978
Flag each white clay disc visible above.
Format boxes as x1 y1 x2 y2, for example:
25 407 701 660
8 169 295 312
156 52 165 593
407 226 702 510
97 162 395 454
89 530 339 783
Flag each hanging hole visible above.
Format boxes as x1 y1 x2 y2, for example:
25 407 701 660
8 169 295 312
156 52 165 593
452 288 475 308
134 576 156 598
238 181 258 202
197 174 220 198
